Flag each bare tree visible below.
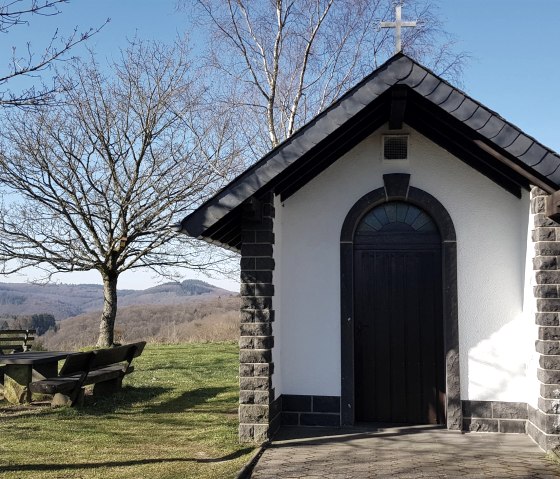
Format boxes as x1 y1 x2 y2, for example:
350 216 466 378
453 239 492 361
0 0 106 107
0 39 240 346
181 0 468 155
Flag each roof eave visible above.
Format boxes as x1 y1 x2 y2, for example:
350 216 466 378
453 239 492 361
179 53 560 245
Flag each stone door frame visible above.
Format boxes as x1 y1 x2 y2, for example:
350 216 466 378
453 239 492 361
339 174 462 430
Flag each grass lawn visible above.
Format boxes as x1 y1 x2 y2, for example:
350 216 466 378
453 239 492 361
0 343 255 479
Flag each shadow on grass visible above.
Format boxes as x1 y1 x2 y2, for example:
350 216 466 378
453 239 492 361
142 386 231 414
76 386 233 416
77 386 172 415
0 448 254 473
1 386 235 419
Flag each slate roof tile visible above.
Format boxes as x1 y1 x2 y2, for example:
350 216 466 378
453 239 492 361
547 167 560 186
354 82 384 103
327 105 353 129
289 128 322 153
504 135 533 157
519 143 549 167
268 148 299 174
534 153 560 176
383 55 415 83
425 82 452 105
452 98 479 122
361 76 391 97
413 73 441 96
464 107 493 130
341 92 369 116
477 114 505 137
493 124 521 149
439 91 466 113
399 64 428 88
295 118 328 145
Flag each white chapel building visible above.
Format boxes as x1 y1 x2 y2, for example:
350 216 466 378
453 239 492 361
178 53 560 452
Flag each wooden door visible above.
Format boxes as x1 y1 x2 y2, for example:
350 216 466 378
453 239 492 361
353 202 445 425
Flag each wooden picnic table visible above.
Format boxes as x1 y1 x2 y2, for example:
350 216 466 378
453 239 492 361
0 351 71 404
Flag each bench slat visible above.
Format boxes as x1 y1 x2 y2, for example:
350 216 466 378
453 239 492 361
0 337 35 343
83 368 123 385
59 352 94 376
29 377 78 395
132 342 146 358
91 345 133 369
0 329 36 335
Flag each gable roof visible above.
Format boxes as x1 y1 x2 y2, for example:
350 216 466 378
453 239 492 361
178 53 560 251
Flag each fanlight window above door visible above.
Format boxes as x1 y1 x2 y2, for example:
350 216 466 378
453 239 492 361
356 201 437 234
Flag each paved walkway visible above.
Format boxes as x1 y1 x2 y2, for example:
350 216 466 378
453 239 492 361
250 425 560 478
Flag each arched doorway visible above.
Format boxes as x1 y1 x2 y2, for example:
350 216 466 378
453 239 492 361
353 201 445 424
340 174 461 429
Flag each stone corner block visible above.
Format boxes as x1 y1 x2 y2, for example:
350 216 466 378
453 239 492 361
238 424 271 444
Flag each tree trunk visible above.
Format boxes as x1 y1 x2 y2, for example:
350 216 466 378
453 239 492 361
97 273 118 347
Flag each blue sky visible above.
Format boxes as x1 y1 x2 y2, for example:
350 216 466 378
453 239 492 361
1 0 558 290
437 0 559 154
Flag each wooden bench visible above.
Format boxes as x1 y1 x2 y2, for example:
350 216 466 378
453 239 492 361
29 342 146 406
0 329 36 395
0 329 36 353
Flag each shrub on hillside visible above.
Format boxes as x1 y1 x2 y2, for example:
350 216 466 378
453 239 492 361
0 313 57 335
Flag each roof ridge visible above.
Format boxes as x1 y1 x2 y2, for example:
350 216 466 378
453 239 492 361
179 53 560 244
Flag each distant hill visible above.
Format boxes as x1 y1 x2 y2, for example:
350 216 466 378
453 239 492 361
0 280 236 321
40 295 240 351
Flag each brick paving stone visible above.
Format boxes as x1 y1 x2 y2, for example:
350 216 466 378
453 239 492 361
250 425 560 478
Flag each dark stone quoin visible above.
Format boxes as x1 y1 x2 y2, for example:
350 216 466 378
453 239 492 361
528 187 560 451
238 193 281 443
462 400 528 434
281 395 341 427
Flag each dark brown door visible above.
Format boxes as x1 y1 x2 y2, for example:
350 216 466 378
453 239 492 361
353 202 445 425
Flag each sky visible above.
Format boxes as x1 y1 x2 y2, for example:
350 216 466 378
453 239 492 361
437 0 559 155
0 0 558 291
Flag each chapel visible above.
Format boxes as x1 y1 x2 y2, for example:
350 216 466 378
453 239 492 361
177 52 560 452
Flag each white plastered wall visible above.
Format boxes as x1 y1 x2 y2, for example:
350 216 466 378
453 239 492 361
272 123 534 403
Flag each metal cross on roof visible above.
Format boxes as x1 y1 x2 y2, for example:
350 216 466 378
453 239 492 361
380 4 417 54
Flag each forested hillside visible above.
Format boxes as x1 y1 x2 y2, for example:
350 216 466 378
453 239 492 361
40 295 240 350
0 280 240 349
0 280 234 320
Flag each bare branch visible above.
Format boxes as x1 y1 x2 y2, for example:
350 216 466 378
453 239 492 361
0 39 239 346
0 0 108 107
182 0 469 155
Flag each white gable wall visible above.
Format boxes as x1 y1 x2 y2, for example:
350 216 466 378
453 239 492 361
272 124 533 403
